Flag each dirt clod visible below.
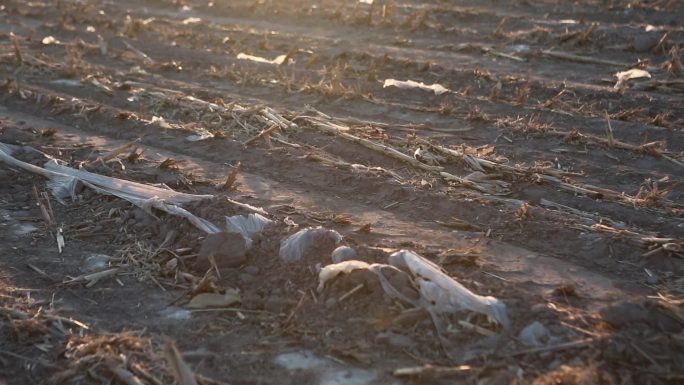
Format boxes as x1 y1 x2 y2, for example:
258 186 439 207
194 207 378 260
0 126 34 144
194 232 248 270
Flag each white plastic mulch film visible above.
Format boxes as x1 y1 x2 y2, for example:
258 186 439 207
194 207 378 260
318 250 510 329
279 227 343 263
225 213 273 249
0 144 220 234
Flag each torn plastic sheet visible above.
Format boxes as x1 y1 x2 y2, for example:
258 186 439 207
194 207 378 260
237 52 289 65
279 227 343 263
318 260 371 292
143 197 219 233
186 129 214 142
318 260 419 306
317 255 509 329
41 161 220 233
225 213 273 249
0 144 265 234
383 79 450 95
614 68 650 89
518 321 550 347
389 250 510 329
316 259 420 308
44 160 211 205
45 160 266 225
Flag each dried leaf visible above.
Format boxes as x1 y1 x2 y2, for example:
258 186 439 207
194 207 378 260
356 223 372 233
489 80 502 100
223 161 241 190
127 147 144 163
103 139 140 162
11 33 22 63
332 214 352 224
159 158 181 170
517 202 530 219
187 289 240 309
41 127 57 137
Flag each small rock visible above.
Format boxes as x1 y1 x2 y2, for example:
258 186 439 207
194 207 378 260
188 290 240 309
518 321 549 347
331 246 357 263
0 126 34 144
375 331 416 349
193 232 247 271
325 297 337 309
156 170 181 187
15 147 46 164
165 258 178 269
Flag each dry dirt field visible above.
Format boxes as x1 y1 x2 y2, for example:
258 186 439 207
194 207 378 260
1 0 683 384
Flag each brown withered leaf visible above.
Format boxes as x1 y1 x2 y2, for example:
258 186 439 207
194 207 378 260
159 158 181 170
223 161 241 190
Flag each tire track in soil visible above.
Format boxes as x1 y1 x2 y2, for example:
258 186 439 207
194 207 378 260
2 80 678 277
0 105 629 303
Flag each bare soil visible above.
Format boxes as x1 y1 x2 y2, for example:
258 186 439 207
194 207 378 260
1 1 683 384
